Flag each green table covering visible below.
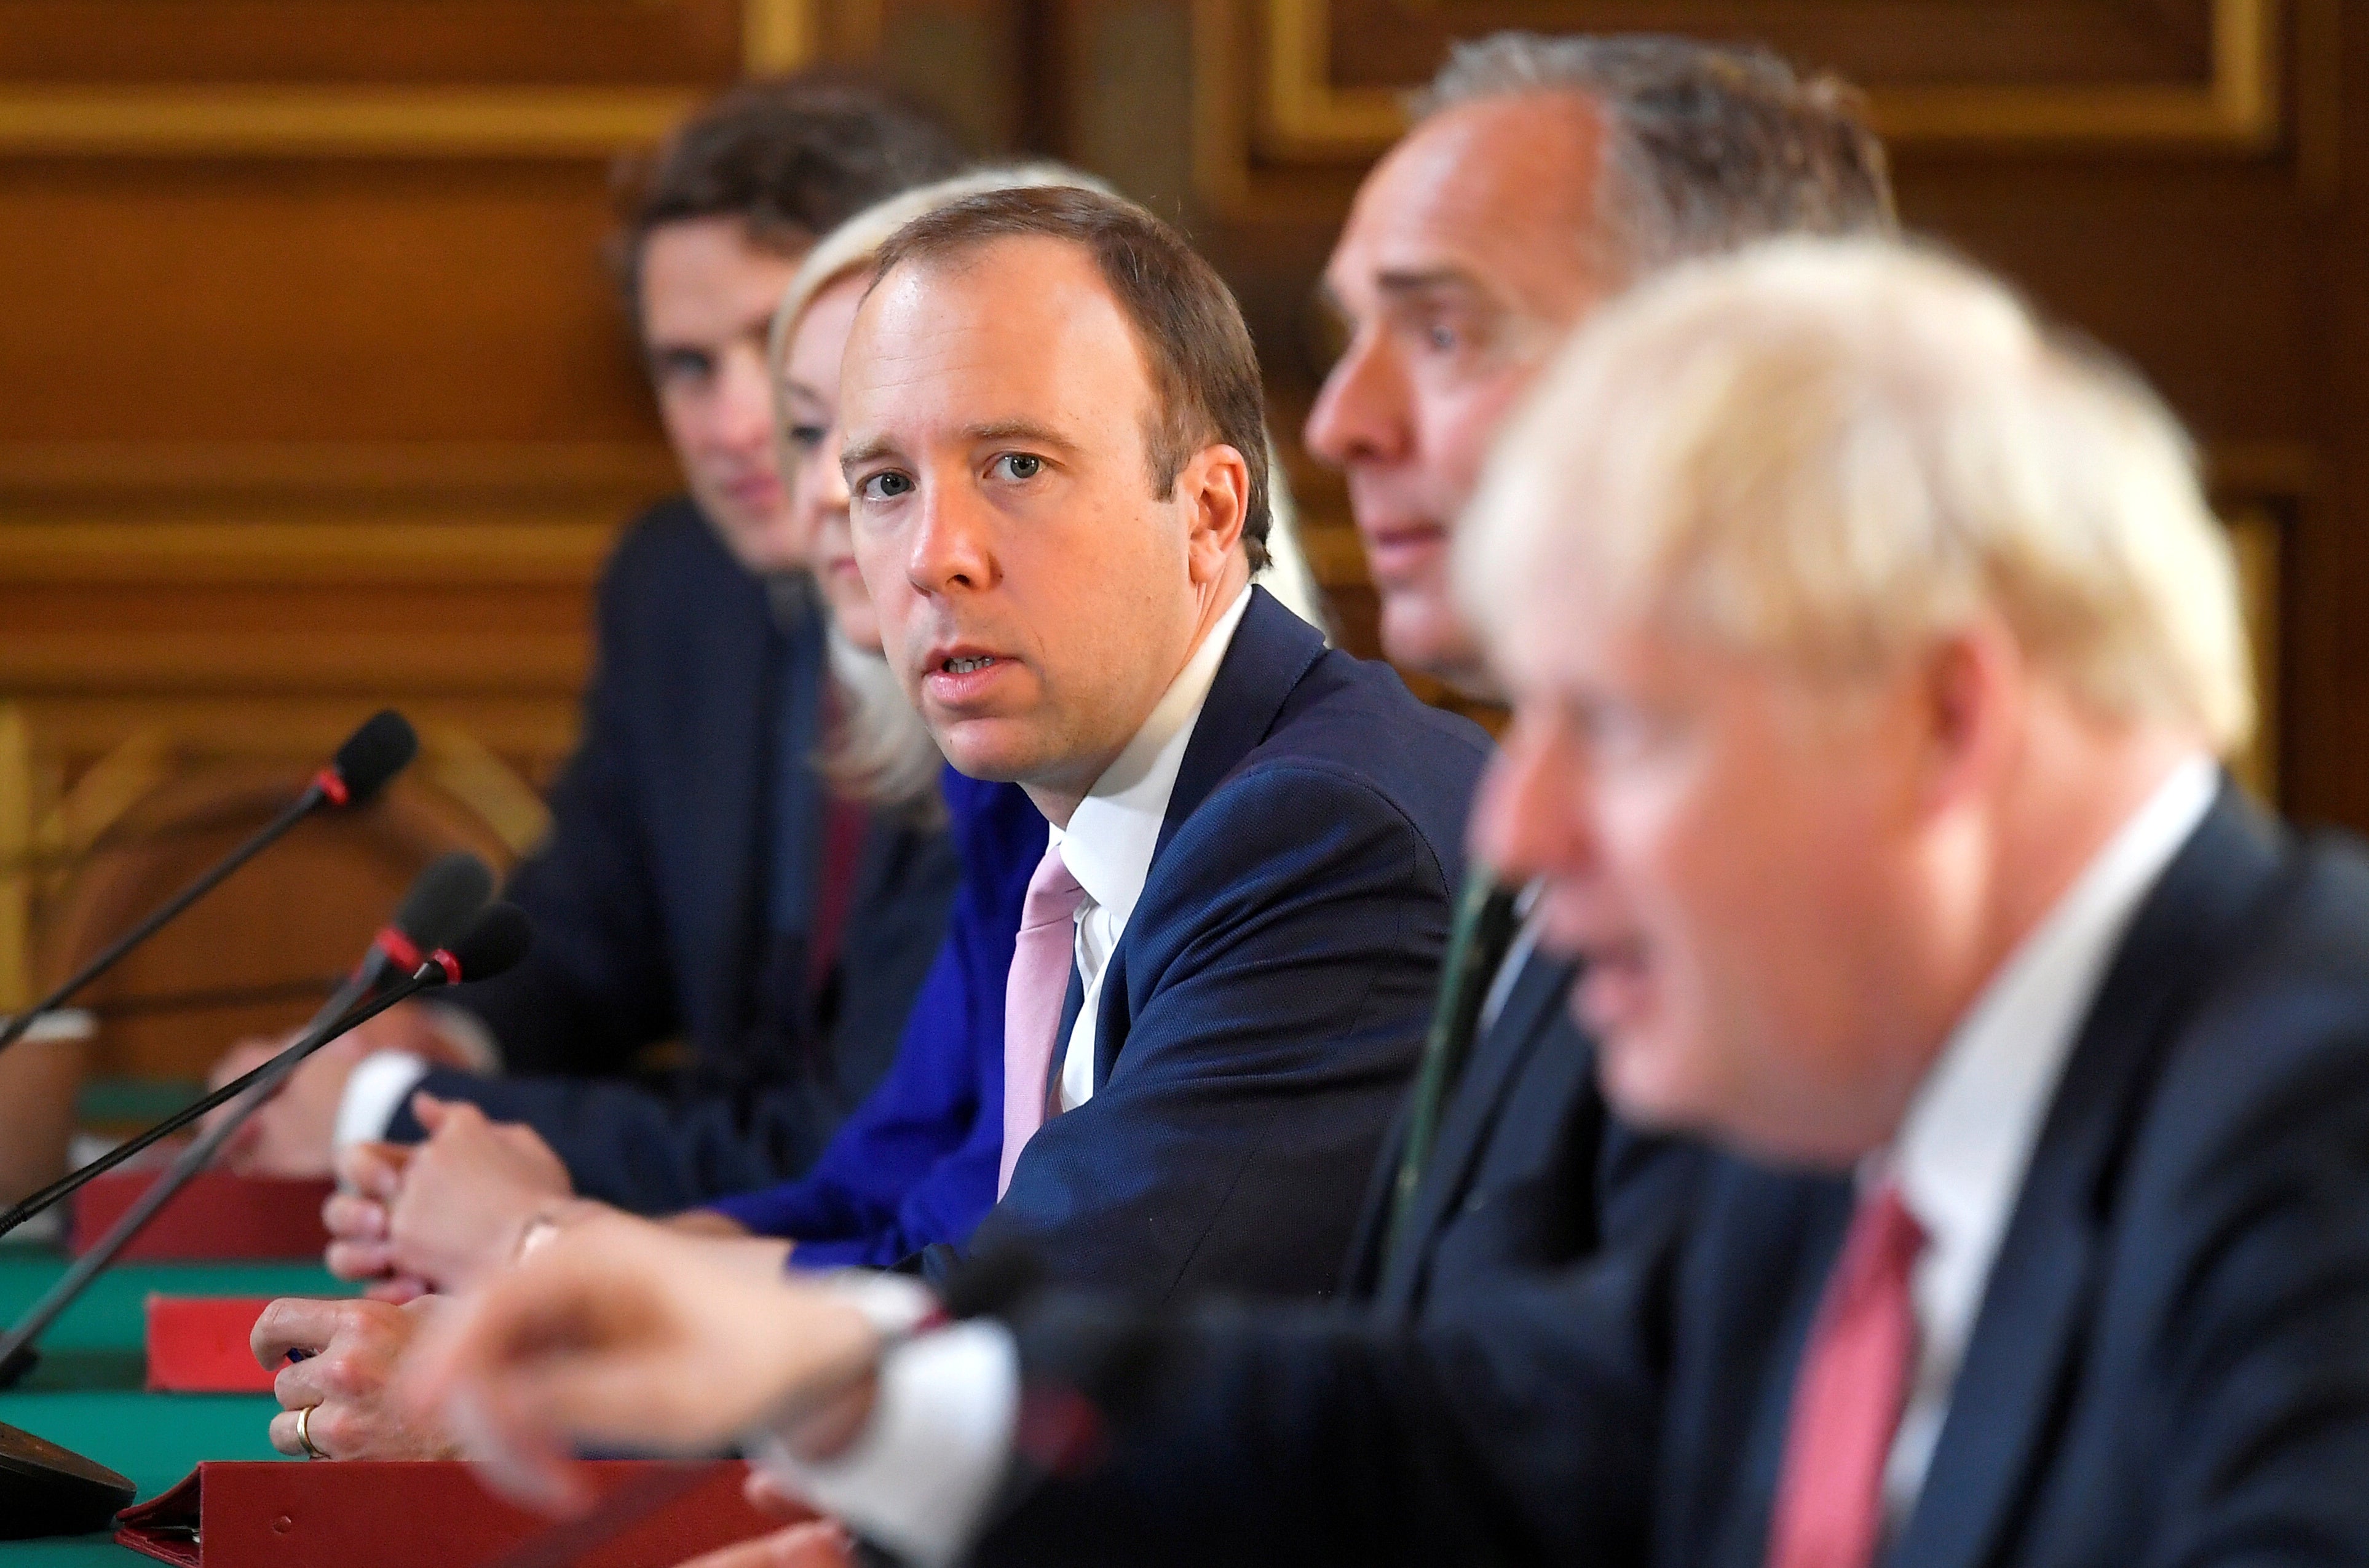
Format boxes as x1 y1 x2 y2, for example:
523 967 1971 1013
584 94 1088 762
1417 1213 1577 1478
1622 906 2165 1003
0 1251 350 1562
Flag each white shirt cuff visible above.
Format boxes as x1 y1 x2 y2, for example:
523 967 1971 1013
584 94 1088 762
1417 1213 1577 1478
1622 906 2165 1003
752 1318 1021 1568
334 1051 433 1149
414 1000 502 1072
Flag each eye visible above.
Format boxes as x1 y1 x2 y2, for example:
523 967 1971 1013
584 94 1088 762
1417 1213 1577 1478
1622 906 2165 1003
785 424 826 451
858 471 915 502
1425 323 1459 352
992 453 1043 481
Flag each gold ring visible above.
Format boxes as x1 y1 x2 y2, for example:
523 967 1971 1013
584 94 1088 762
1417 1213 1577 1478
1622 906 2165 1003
295 1403 326 1461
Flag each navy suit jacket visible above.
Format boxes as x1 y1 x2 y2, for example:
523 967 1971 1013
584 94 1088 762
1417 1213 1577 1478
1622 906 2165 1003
400 500 959 1208
918 588 1492 1302
980 786 2369 1567
1337 946 1609 1321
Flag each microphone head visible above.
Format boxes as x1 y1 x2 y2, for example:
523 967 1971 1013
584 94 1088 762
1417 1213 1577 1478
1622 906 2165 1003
326 710 417 808
390 851 494 957
433 901 532 985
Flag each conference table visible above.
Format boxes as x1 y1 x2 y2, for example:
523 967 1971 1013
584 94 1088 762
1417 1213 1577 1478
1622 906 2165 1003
0 1249 333 1563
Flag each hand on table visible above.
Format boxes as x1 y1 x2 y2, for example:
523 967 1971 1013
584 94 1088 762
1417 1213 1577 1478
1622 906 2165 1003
325 1091 573 1294
207 1002 475 1179
397 1218 880 1513
252 1296 460 1461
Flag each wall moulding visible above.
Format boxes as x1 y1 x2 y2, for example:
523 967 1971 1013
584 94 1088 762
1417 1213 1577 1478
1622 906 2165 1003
1196 0 2293 211
0 0 825 157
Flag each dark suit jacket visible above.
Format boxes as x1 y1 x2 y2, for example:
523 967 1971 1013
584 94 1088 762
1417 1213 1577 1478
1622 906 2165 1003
1338 947 1609 1321
916 588 1492 1302
979 787 2369 1567
394 500 960 1209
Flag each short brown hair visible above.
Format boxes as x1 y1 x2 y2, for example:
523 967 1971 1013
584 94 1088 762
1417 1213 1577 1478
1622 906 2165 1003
610 74 967 328
871 186 1273 570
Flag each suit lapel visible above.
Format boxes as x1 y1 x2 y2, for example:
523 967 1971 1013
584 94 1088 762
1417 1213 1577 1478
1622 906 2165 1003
1090 588 1326 1093
677 554 778 1045
1149 587 1326 866
1376 949 1577 1307
1892 785 2284 1568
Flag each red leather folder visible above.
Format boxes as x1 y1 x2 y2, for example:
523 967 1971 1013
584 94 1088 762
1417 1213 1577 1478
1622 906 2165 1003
69 1170 333 1262
114 1460 787 1568
144 1297 280 1393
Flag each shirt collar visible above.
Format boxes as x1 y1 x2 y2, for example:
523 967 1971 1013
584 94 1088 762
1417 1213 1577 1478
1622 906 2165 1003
1887 754 2219 1340
1050 586 1254 927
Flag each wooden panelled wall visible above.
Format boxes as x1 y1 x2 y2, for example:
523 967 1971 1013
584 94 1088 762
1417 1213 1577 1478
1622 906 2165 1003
1 1 2362 1037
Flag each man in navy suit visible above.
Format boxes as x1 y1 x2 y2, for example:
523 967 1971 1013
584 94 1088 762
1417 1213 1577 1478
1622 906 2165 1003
1310 33 1896 1320
402 240 2369 1568
215 80 971 1211
837 186 1490 1301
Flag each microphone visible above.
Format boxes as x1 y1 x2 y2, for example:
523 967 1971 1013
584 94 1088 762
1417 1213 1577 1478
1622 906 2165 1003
0 856 500 1538
0 710 419 1059
0 877 514 1253
0 857 500 1401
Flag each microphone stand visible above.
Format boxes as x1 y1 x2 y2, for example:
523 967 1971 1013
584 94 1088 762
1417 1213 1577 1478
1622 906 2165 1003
0 968 445 1251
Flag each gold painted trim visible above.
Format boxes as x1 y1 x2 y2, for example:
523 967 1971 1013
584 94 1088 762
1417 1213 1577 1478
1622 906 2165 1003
1230 0 2284 173
0 1 825 157
0 705 30 1008
0 520 619 588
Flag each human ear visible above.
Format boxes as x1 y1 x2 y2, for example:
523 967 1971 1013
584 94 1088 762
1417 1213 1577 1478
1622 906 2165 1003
1179 443 1251 587
1913 617 2022 815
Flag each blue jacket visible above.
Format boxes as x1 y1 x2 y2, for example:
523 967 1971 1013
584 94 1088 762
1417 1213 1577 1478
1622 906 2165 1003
979 786 2369 1568
708 768 1045 1267
400 500 960 1208
925 587 1493 1301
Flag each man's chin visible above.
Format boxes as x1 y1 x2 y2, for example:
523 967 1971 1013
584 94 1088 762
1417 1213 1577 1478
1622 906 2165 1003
1378 599 1498 699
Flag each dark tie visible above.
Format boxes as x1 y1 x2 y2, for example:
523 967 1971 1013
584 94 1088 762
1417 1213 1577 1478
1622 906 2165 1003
1381 869 1521 1268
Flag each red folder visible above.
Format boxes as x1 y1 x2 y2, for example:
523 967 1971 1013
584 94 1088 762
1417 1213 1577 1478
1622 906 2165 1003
114 1460 788 1568
144 1297 280 1393
70 1170 333 1262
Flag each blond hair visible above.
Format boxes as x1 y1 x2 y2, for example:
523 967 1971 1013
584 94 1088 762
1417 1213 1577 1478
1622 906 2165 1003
1458 237 2252 753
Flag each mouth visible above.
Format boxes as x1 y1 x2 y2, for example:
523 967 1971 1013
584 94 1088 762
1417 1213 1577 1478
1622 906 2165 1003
1356 520 1449 587
1571 936 1651 1032
919 643 1019 707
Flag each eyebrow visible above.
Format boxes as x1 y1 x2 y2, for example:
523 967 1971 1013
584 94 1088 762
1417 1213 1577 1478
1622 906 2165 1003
1374 266 1490 300
840 419 1083 476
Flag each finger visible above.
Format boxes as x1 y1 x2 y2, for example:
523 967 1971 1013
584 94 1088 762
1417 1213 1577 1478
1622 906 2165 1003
743 1470 804 1518
323 1192 389 1242
325 1239 398 1281
336 1141 411 1201
408 1090 451 1134
251 1297 349 1369
366 1275 431 1305
267 1406 316 1458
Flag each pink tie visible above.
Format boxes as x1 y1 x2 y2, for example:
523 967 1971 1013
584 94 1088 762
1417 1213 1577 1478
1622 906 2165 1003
1765 1182 1927 1568
998 844 1086 1196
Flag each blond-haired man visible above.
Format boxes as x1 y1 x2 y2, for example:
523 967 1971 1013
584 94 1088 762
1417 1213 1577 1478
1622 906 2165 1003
398 237 2369 1568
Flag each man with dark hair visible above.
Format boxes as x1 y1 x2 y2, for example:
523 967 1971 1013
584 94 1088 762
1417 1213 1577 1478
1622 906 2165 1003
1311 33 1896 1323
214 76 975 1216
829 183 1489 1297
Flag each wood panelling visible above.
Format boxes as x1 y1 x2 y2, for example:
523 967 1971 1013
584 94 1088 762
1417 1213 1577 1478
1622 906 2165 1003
1052 0 2363 830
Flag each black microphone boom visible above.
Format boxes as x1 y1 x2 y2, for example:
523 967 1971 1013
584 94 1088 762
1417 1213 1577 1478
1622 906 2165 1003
0 857 497 1403
0 881 512 1253
0 710 419 1059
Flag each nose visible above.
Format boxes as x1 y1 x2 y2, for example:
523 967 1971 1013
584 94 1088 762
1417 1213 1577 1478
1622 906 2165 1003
906 480 997 597
710 344 778 457
815 427 850 512
1304 330 1411 470
1471 710 1593 885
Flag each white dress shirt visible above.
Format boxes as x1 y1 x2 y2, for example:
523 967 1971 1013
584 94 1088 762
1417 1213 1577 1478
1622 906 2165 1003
767 756 2220 1566
1880 753 2217 1522
1048 585 1252 1112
